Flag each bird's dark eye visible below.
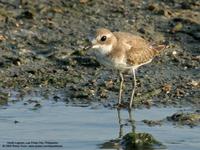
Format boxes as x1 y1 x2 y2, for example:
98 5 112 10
100 36 107 42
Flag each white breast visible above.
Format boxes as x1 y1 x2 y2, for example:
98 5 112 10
94 51 114 68
94 50 130 71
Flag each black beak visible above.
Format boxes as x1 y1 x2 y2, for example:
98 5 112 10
83 34 94 50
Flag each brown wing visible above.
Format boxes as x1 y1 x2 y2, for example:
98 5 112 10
126 42 166 66
126 43 153 66
113 32 166 66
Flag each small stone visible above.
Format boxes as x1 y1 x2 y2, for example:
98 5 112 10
14 120 19 124
138 28 146 34
157 9 172 17
171 23 183 33
172 51 177 56
162 84 172 94
34 103 42 108
98 88 108 98
189 80 199 87
143 120 162 126
20 10 34 19
0 35 6 41
176 88 185 97
104 80 114 89
148 4 157 11
180 2 191 9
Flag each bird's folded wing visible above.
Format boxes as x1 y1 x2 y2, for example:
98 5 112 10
125 39 165 66
113 32 166 66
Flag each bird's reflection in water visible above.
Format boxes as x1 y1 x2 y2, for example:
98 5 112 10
99 108 135 150
99 108 164 150
117 108 135 139
117 108 123 139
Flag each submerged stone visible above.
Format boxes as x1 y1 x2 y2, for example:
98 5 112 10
121 132 163 150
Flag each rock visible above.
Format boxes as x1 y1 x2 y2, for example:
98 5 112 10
188 80 200 88
162 84 172 94
157 9 172 17
0 35 6 41
18 10 34 19
180 2 191 9
104 80 114 89
0 92 8 105
138 28 145 34
99 139 120 149
98 88 108 98
34 103 42 108
70 87 92 99
142 120 162 126
121 132 163 149
14 120 19 124
148 4 157 11
176 88 185 97
171 23 183 33
167 112 200 127
148 4 172 17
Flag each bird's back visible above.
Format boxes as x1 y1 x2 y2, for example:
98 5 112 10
113 31 166 66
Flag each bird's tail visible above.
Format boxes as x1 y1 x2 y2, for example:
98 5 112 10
152 44 166 51
150 42 168 55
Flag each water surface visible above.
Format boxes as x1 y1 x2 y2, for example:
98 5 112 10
0 100 199 150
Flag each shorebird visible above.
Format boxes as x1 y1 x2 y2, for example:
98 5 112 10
85 28 166 108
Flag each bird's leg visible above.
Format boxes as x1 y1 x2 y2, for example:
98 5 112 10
129 69 136 108
117 108 123 138
128 108 135 133
118 72 124 106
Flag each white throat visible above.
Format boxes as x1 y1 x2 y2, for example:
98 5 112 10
94 44 113 55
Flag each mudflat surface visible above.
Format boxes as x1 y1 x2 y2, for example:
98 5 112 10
0 0 199 107
0 0 199 150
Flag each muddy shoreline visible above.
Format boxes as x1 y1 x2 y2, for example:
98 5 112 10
0 0 199 109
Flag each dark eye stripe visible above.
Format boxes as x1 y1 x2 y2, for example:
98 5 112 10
101 36 107 41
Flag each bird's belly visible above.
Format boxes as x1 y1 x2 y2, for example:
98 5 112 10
95 52 129 70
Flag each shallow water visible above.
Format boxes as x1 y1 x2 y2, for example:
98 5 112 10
0 100 199 150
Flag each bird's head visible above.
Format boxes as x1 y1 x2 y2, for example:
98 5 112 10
85 28 117 55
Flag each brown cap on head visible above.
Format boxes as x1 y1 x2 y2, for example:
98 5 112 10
96 28 112 37
93 28 116 46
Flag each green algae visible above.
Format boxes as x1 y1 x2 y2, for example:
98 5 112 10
122 132 163 150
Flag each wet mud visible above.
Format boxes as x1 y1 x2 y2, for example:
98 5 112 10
0 0 199 108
